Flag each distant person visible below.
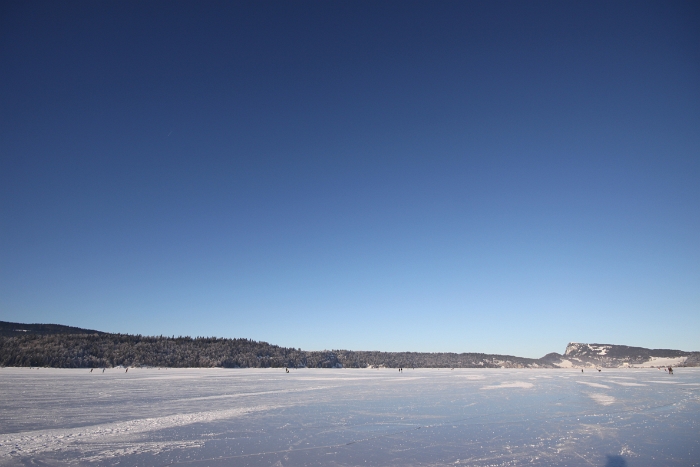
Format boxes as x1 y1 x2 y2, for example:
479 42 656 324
668 367 673 375
125 368 128 373
598 369 601 372
581 369 583 373
90 368 93 373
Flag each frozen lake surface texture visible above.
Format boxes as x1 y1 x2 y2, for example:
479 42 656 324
1 368 698 466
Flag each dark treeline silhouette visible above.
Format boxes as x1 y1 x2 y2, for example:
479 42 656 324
3 321 697 369
0 320 105 337
0 333 542 369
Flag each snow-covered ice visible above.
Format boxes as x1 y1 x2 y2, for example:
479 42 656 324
630 356 688 367
1 367 698 466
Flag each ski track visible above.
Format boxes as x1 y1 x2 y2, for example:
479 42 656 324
0 405 279 459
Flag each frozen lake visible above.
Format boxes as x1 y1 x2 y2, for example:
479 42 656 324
1 367 698 466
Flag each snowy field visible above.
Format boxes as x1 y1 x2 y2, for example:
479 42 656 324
1 367 698 466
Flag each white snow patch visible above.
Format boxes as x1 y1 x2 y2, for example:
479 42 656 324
587 393 615 406
175 386 334 402
588 345 611 356
577 381 611 389
604 380 647 387
481 381 534 390
0 404 279 459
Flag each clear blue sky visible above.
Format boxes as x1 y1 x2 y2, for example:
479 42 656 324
1 1 698 358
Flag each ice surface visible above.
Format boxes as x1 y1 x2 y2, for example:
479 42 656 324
1 367 698 466
630 356 688 367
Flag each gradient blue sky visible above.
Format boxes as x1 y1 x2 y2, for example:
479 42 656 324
1 1 698 357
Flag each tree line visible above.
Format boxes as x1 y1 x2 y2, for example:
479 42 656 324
0 333 542 368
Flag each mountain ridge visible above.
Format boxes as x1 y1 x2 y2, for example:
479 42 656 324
553 342 699 368
0 321 697 368
0 321 106 337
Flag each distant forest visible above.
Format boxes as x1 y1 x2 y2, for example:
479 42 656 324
3 321 696 369
0 322 539 368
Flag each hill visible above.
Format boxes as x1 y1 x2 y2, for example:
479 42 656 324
0 321 697 368
0 333 544 369
544 343 699 368
0 320 105 337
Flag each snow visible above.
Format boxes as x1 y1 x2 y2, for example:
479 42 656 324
480 381 534 390
564 343 582 355
604 380 647 387
0 405 276 458
587 393 616 406
630 356 688 367
577 381 612 389
588 344 611 356
1 367 699 466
